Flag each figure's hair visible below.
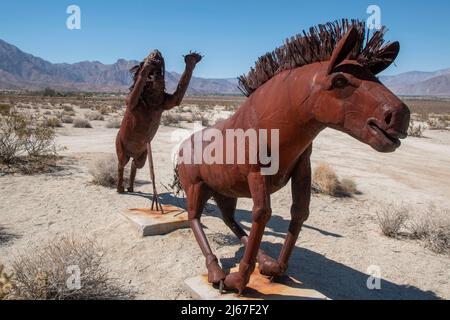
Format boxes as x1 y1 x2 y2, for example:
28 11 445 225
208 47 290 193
238 19 394 97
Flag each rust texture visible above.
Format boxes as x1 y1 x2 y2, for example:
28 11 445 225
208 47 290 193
116 50 202 210
176 21 410 295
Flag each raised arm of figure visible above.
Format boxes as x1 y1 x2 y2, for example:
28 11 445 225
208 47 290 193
164 52 202 110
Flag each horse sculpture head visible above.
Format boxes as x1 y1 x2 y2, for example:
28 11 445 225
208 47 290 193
309 28 410 152
238 20 410 153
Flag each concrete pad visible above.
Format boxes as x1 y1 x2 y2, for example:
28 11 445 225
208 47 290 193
185 265 329 300
121 205 189 237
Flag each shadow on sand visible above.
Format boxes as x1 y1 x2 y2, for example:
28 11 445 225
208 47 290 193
124 191 440 300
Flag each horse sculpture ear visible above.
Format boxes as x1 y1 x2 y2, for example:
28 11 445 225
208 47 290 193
368 41 400 75
327 28 359 75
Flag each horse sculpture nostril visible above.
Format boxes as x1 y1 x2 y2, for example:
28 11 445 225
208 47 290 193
385 112 393 126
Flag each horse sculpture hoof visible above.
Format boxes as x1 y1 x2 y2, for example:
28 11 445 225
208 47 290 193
258 257 286 278
207 261 227 284
224 272 248 296
127 187 134 193
117 186 125 194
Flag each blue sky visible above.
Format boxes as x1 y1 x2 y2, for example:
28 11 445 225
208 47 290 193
0 0 449 78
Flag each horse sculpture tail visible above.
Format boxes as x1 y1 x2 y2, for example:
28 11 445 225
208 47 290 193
170 162 183 196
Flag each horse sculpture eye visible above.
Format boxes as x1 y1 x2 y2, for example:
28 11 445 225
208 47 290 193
333 76 349 89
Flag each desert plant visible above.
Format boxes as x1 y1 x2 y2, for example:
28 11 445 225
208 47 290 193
0 104 12 115
73 118 92 128
85 111 104 121
427 118 447 130
61 116 74 124
98 106 112 115
0 112 29 163
105 118 122 129
10 237 134 300
376 205 409 238
0 264 13 300
0 111 57 165
340 178 358 194
90 154 129 188
407 206 450 255
312 164 358 197
63 105 74 112
44 117 63 128
426 225 450 255
312 163 339 195
408 120 425 138
161 112 182 127
24 125 56 157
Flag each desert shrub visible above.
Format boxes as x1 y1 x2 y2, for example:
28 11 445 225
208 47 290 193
90 154 129 188
340 178 358 194
10 237 134 300
85 111 104 121
408 120 425 138
0 104 12 115
427 118 447 130
44 117 62 128
312 164 338 195
98 106 112 115
61 116 74 124
426 225 450 255
63 105 74 112
376 205 409 238
0 264 13 300
24 125 56 157
43 87 57 97
105 118 122 129
312 163 358 197
407 206 450 255
63 110 76 117
0 112 29 163
162 113 182 127
73 118 92 128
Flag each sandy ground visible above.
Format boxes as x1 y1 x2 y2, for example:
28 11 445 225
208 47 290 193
0 111 449 300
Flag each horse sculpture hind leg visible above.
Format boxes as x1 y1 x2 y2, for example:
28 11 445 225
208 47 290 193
223 172 272 295
185 181 227 285
116 134 130 194
213 193 282 277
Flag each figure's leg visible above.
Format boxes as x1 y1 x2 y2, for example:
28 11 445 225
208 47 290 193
224 172 272 295
260 145 312 278
147 143 163 212
128 151 147 193
213 193 277 271
188 182 226 284
128 162 137 193
116 135 130 194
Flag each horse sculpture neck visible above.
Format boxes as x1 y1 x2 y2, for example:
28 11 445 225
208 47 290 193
224 63 325 178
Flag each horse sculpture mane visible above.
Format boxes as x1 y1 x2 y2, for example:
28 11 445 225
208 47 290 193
238 19 395 96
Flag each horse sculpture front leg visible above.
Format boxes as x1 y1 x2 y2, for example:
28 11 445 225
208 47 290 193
224 172 272 295
259 146 312 278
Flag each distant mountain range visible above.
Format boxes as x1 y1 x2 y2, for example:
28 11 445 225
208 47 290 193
1 38 449 96
0 39 240 95
380 69 450 96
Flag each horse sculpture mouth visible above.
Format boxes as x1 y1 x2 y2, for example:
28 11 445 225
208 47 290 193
367 120 401 148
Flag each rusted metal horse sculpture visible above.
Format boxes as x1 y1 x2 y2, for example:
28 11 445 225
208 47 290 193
116 50 201 210
176 20 410 294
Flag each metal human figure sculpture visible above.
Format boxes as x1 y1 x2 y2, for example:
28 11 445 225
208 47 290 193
176 20 410 295
116 50 202 210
